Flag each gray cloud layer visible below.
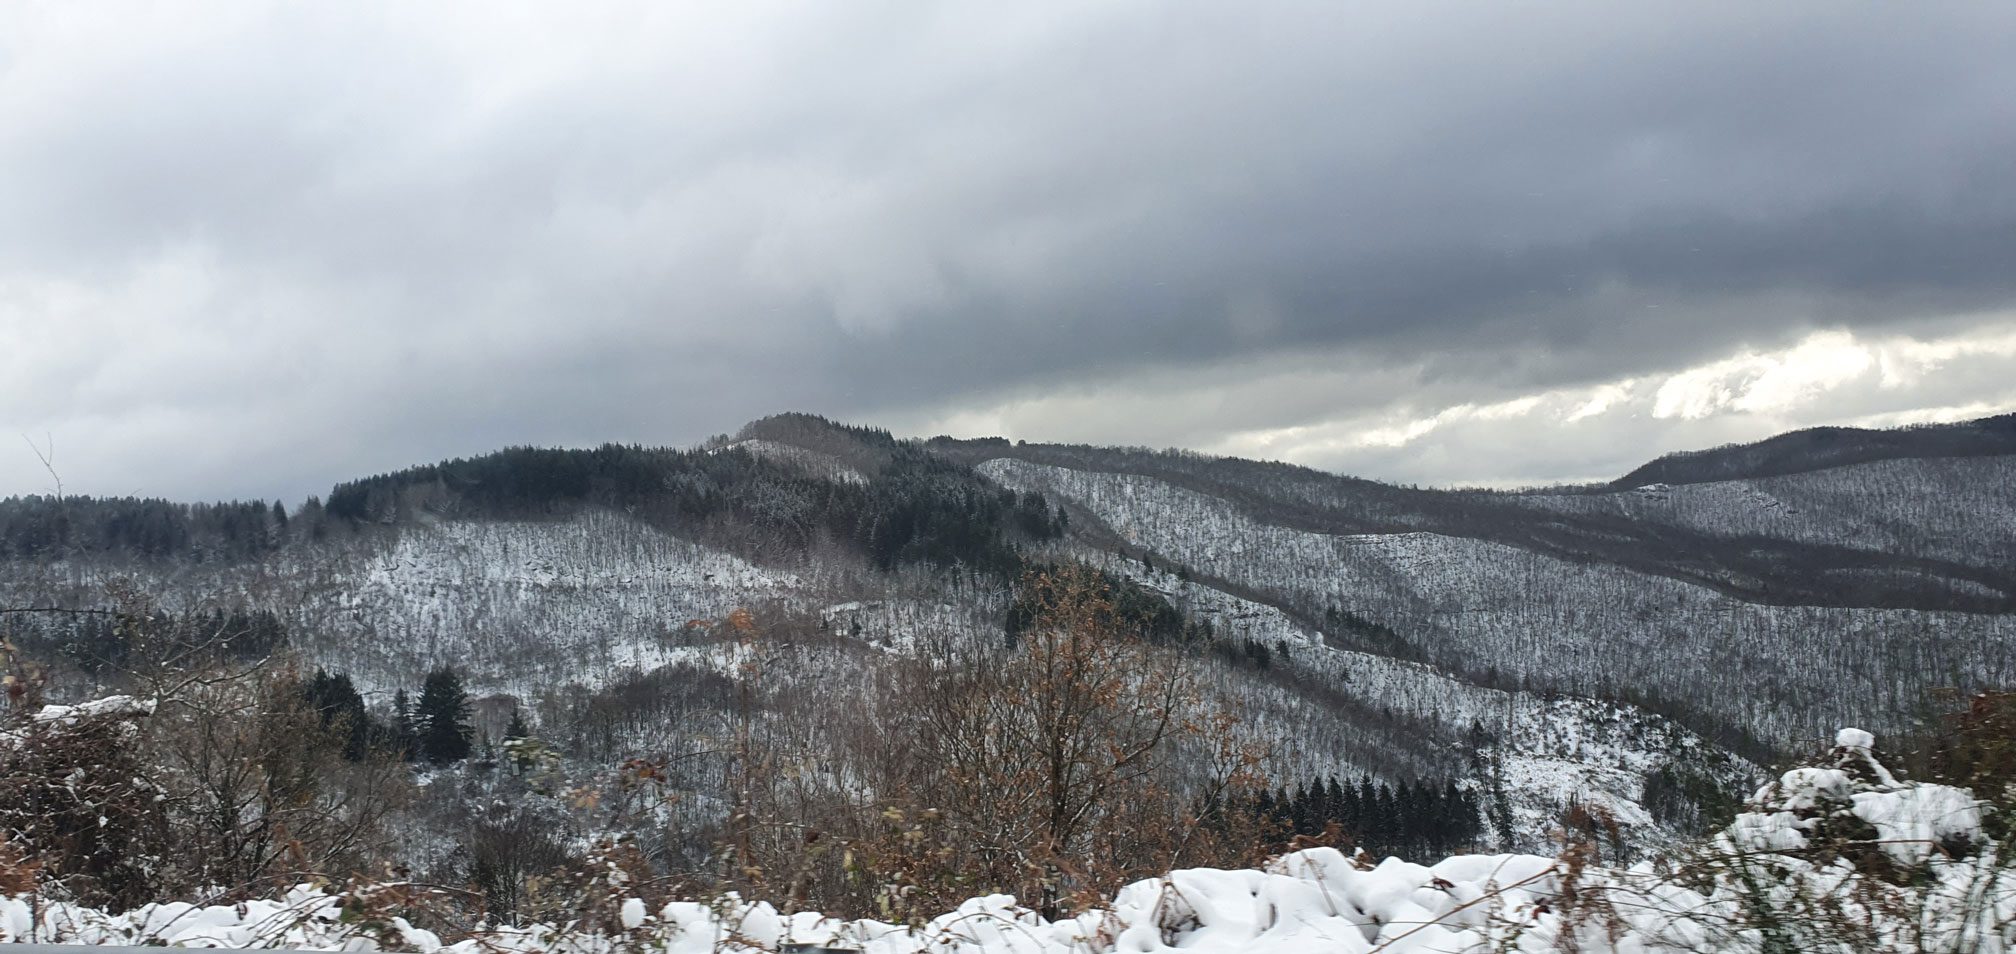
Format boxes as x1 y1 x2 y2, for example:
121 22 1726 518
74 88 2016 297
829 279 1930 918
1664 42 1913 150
4 2 2015 500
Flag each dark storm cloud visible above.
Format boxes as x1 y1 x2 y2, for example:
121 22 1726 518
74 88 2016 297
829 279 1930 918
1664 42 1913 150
4 1 2015 499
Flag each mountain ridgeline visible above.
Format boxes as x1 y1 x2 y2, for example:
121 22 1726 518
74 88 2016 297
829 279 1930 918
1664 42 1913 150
1613 412 2016 487
4 411 2015 858
321 437 1067 577
7 426 1065 578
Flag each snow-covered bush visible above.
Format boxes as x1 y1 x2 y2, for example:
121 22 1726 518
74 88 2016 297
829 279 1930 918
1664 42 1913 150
1668 728 2012 953
0 694 170 911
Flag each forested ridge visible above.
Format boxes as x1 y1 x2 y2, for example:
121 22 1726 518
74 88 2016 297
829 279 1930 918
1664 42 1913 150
2 418 1065 578
1614 411 2016 487
3 409 2010 923
324 431 1066 577
931 434 2016 612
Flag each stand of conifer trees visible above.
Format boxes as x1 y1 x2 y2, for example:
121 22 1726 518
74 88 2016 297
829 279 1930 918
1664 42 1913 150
1250 774 1486 860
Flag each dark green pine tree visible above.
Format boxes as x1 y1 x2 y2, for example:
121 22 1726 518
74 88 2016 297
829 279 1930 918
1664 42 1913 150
302 669 372 761
1357 776 1380 851
1324 776 1348 829
1442 780 1474 852
416 669 473 764
1335 776 1361 838
503 706 533 773
391 689 418 762
1369 779 1397 857
1293 781 1318 836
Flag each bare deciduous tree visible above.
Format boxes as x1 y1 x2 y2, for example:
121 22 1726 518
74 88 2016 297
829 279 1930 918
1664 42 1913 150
883 565 1202 916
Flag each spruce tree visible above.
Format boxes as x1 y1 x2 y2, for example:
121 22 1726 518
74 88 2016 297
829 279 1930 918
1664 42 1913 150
391 689 417 762
302 669 372 761
1293 781 1317 836
1441 780 1470 852
416 669 473 764
1357 776 1379 849
503 707 535 774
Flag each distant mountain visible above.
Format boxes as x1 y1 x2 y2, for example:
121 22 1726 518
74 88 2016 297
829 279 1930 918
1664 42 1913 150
1613 413 2016 487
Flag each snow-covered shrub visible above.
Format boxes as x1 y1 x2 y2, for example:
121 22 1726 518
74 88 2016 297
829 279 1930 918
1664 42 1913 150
0 694 169 911
1674 728 2012 953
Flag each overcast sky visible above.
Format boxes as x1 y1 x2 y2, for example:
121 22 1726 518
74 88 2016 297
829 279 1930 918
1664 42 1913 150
4 2 2015 502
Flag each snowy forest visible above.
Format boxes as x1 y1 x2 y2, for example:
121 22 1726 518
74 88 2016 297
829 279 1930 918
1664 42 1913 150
5 412 2016 951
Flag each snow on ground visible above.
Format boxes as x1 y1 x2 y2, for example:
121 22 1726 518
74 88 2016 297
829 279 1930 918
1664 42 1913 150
29 694 155 724
8 735 2003 952
0 854 1591 952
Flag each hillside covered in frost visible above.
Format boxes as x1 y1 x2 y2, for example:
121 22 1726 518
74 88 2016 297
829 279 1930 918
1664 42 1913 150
3 411 2014 919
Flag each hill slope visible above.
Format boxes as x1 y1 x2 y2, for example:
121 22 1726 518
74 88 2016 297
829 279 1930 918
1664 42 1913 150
9 411 2016 856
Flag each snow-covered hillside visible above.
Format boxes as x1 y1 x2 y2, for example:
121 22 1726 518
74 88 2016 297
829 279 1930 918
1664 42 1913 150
983 458 2016 742
0 500 1744 853
12 417 2015 873
1510 455 2016 568
0 510 812 699
1050 550 1745 844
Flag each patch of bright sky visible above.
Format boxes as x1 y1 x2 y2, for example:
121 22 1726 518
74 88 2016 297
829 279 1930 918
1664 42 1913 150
913 314 2016 489
1207 319 2016 485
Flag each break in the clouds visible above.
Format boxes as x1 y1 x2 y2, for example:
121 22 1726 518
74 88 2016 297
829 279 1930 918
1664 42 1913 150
901 316 2016 487
3 2 2015 501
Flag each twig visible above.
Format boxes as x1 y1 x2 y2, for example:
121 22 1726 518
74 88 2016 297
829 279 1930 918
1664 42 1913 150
0 607 124 616
21 432 61 501
1370 866 1558 951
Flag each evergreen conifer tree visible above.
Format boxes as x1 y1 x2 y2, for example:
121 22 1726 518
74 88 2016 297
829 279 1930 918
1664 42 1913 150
415 670 474 763
391 689 418 762
302 669 372 761
502 707 535 774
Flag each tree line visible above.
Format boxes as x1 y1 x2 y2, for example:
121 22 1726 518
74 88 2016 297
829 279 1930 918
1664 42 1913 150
1241 774 1487 860
0 496 294 561
1 420 1070 580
